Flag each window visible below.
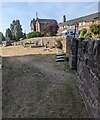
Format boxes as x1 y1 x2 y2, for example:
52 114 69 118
79 23 82 26
82 22 86 26
70 31 73 33
64 26 66 28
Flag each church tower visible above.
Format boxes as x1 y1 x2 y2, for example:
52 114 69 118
30 18 36 32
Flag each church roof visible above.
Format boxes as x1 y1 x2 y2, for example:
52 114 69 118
37 18 57 23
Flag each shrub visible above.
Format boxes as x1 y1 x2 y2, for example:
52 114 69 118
84 32 93 38
55 40 63 49
20 38 24 41
27 32 44 38
79 28 87 38
90 24 98 35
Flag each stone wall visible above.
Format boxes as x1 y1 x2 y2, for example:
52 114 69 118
66 37 78 70
22 36 66 52
66 37 100 118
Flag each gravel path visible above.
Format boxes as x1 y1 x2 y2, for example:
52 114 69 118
2 47 87 118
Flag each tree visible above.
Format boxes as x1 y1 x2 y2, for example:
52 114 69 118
5 28 12 40
84 32 93 38
79 28 87 38
23 33 26 39
98 25 100 34
43 21 58 36
0 32 5 43
51 21 59 36
90 24 99 35
10 20 23 41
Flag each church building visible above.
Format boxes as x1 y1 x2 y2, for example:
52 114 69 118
30 13 57 33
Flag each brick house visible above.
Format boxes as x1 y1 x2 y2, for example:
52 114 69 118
58 12 100 34
30 17 57 33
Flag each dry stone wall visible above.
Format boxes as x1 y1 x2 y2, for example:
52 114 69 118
66 37 100 118
22 36 66 52
66 37 78 70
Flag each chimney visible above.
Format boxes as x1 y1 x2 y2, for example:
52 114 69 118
63 15 66 22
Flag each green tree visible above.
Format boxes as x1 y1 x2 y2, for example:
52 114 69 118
0 32 5 43
10 20 23 41
5 28 12 40
43 21 58 36
79 28 87 38
84 32 93 38
90 24 98 35
98 25 100 34
23 33 26 39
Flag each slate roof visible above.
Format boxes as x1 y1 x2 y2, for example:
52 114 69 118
37 18 57 23
58 12 100 27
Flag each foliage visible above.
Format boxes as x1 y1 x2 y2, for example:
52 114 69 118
78 24 100 39
0 32 5 43
98 25 100 34
55 40 63 49
84 32 93 38
79 28 87 38
23 33 26 39
18 33 26 41
43 21 58 36
10 20 23 41
27 32 44 38
5 28 12 40
90 24 99 35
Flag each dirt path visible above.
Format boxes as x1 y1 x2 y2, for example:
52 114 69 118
2 46 87 118
0 56 2 119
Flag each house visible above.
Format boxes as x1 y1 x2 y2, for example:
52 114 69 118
58 12 100 34
30 16 57 33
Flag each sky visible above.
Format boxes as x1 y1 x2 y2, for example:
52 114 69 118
0 1 99 35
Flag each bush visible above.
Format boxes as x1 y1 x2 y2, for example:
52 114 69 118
55 40 63 49
27 32 44 38
79 28 87 38
0 32 5 41
84 32 93 38
90 24 98 35
89 24 100 38
20 38 24 41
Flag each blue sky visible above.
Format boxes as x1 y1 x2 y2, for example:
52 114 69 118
1 2 99 34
